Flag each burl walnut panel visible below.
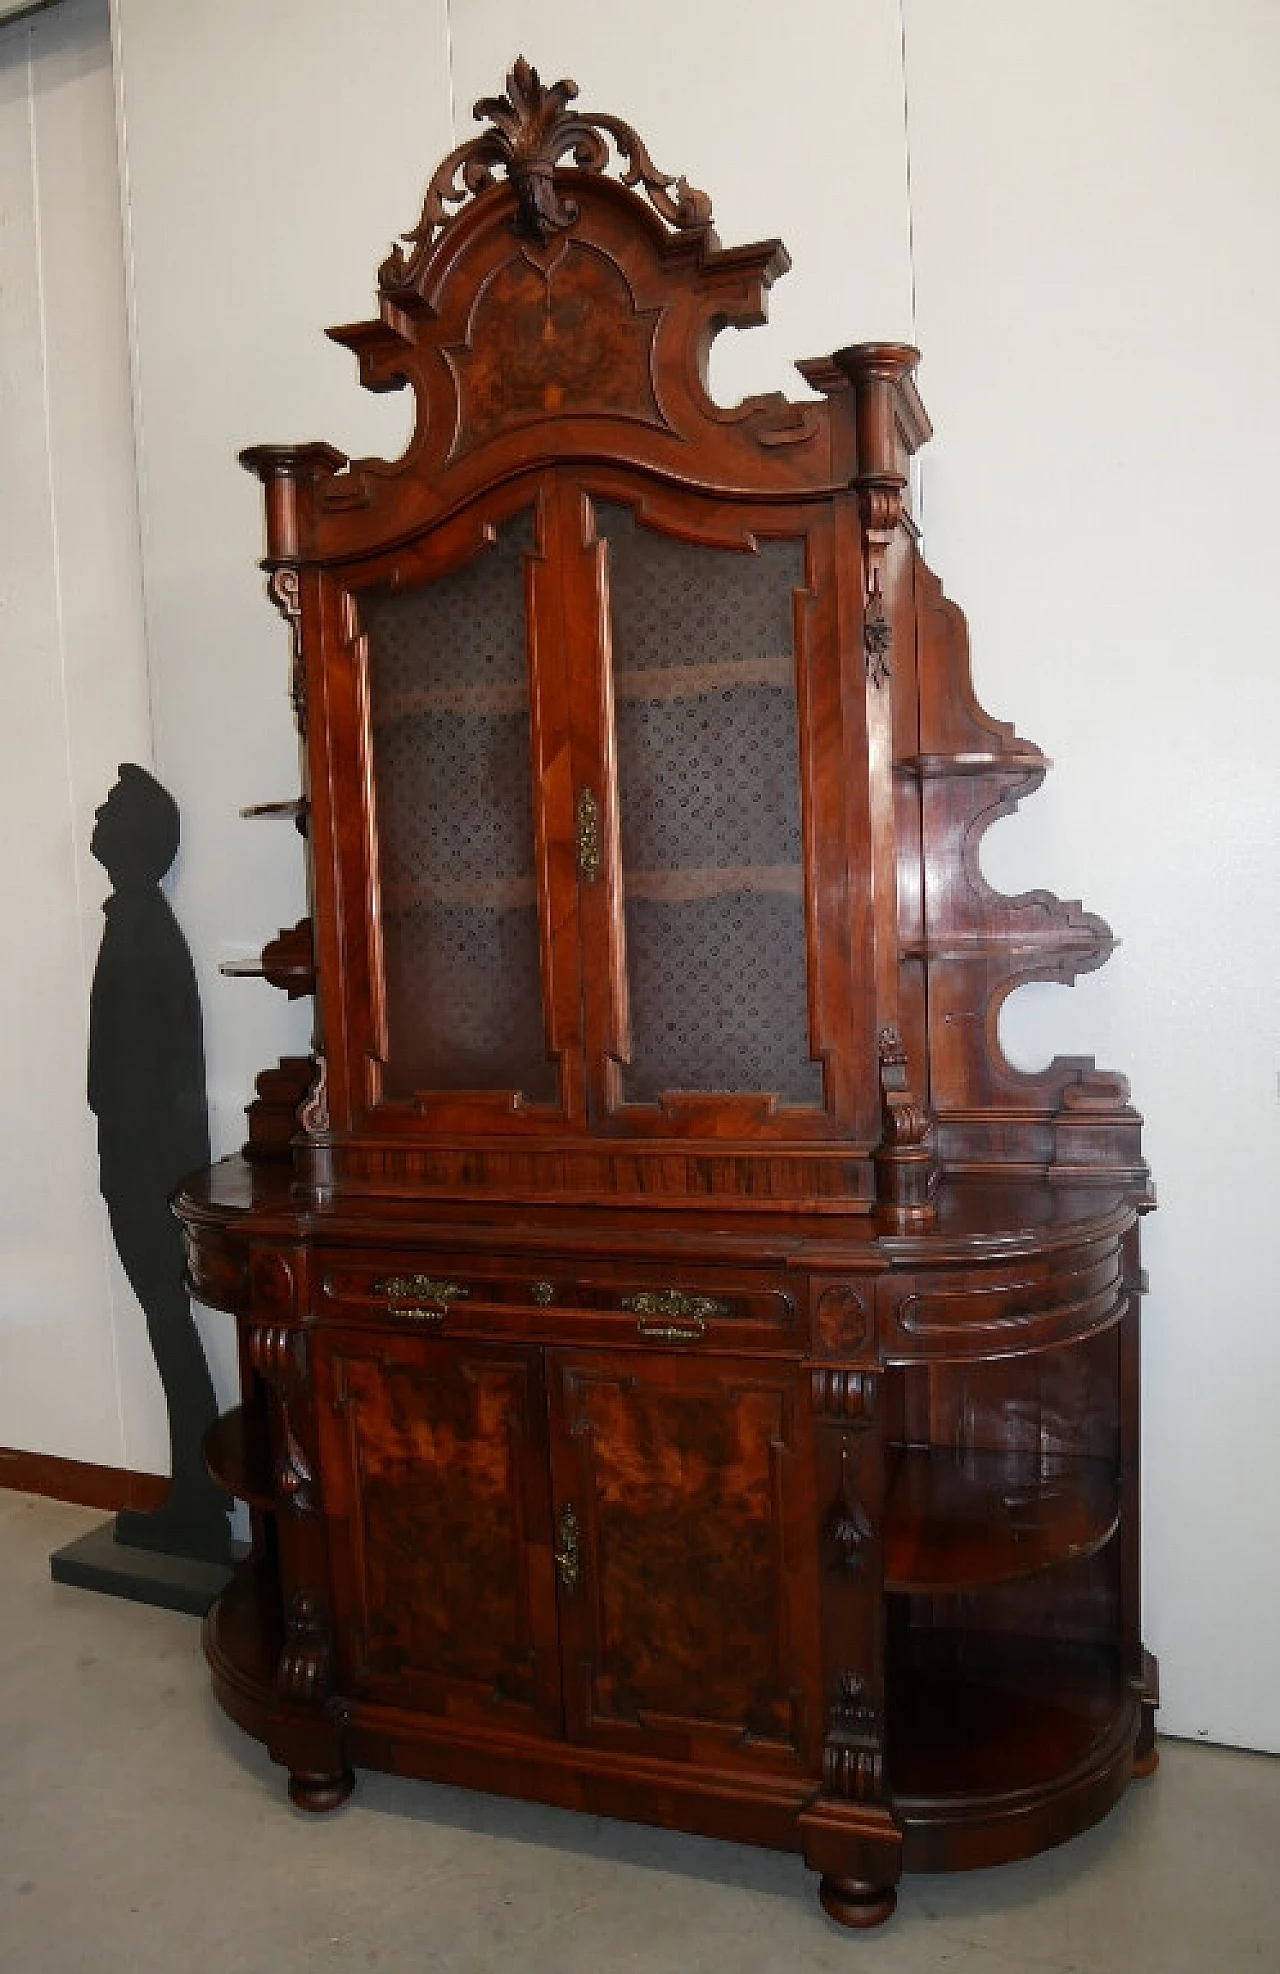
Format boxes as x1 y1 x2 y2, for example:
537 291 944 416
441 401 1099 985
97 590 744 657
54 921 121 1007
550 1351 819 1770
316 1333 561 1734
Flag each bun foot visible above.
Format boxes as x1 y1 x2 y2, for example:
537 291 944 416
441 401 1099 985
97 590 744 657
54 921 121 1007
288 1766 355 1813
1132 1742 1159 1779
819 1875 898 1928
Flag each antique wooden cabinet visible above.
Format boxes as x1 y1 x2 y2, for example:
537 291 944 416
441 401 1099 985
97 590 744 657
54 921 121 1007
177 61 1157 1928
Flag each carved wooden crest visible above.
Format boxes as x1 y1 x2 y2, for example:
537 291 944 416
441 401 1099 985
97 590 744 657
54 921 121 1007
382 57 714 289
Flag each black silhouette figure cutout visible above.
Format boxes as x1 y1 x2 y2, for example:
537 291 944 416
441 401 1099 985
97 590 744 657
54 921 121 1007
87 764 231 1564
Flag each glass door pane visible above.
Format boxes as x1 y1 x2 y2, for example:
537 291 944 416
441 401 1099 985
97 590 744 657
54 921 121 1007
361 509 557 1102
596 502 822 1107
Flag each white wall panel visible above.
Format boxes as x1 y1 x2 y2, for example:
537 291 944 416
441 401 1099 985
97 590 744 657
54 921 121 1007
903 0 1280 1748
110 0 455 1408
0 0 155 1466
448 0 916 399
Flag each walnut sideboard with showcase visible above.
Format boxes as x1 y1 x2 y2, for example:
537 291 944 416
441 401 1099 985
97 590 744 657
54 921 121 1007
177 60 1157 1929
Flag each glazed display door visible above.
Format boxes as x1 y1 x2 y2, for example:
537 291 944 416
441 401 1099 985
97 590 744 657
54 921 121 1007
350 480 585 1127
346 474 875 1144
547 1349 820 1774
562 483 874 1139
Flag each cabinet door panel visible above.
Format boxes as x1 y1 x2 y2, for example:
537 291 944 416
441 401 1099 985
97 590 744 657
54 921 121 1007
565 482 878 1147
323 477 588 1134
316 1332 561 1735
598 500 821 1109
548 1350 819 1772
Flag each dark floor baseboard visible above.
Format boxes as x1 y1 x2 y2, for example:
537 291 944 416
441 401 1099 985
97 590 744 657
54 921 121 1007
0 1446 168 1514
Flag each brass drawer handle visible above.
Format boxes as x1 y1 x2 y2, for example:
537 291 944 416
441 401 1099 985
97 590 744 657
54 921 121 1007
554 1502 581 1594
623 1289 728 1343
373 1275 468 1324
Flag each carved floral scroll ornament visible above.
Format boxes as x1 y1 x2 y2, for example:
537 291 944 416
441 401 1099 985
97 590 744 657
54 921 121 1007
823 1671 883 1801
381 57 714 293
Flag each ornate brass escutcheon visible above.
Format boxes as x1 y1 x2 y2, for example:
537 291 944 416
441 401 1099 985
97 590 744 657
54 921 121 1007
623 1288 728 1343
575 788 601 882
373 1275 468 1324
554 1502 581 1594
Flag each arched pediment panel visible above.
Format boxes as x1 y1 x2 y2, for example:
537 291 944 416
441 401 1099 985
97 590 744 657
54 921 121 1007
260 61 856 559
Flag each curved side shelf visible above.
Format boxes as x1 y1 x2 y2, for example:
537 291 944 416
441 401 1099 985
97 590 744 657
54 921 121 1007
220 919 316 999
241 797 308 833
204 1560 282 1747
888 1630 1137 1872
894 750 1048 779
204 1405 274 1512
883 1447 1119 1593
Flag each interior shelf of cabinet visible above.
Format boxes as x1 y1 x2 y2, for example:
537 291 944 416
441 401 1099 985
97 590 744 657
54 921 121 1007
204 1404 274 1512
371 681 528 723
379 866 806 910
887 1628 1127 1805
612 655 793 701
206 1555 282 1690
380 875 539 912
625 865 803 902
369 656 795 725
883 1446 1119 1594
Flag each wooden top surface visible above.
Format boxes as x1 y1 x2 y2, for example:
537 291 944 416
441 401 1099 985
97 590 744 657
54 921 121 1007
178 1153 1138 1269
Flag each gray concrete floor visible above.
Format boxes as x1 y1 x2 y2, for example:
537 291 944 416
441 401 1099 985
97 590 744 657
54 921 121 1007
3 1490 1278 1974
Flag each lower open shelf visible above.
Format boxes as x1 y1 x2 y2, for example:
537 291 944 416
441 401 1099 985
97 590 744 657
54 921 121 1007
204 1405 273 1512
883 1446 1120 1592
887 1625 1136 1867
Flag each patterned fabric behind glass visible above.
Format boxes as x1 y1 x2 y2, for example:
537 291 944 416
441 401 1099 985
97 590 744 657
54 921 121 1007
361 511 556 1101
598 502 821 1105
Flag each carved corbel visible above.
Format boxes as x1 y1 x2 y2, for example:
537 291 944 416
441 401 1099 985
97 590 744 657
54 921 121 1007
857 482 902 687
823 1672 884 1802
278 1589 332 1700
297 1052 329 1136
827 342 929 687
810 1367 878 1424
241 441 344 733
265 565 306 736
873 1026 939 1222
247 1322 315 1517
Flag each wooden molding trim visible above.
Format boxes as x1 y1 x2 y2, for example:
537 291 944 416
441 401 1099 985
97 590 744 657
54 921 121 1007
0 1447 168 1514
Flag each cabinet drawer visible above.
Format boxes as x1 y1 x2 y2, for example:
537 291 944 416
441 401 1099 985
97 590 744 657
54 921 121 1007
316 1248 804 1351
877 1236 1126 1363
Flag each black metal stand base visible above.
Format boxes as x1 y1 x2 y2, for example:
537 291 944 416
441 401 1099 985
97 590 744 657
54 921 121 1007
50 1518 247 1617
